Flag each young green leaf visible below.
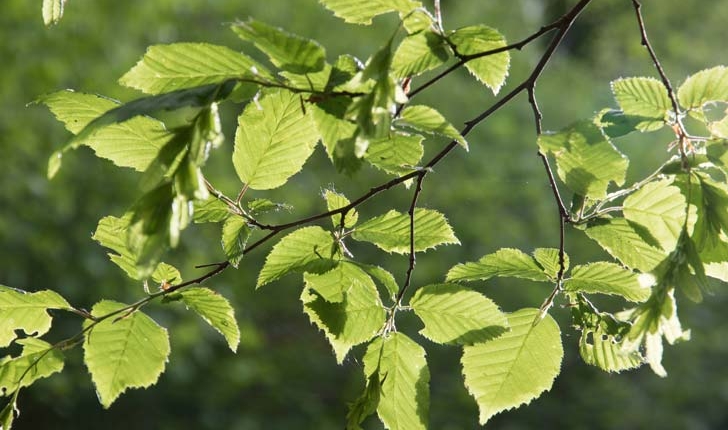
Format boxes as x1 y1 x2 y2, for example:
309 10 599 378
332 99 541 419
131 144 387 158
355 264 399 303
677 66 728 110
0 338 64 395
232 19 326 74
585 218 667 272
179 288 240 352
150 263 182 286
446 248 552 283
352 209 459 254
364 133 424 175
623 180 688 252
324 189 358 229
303 261 371 303
221 217 251 268
192 197 231 223
301 265 385 362
0 400 14 430
532 248 569 280
42 0 65 25
0 287 71 348
311 96 362 174
410 284 508 345
448 25 510 94
538 121 628 199
564 262 652 302
257 227 340 287
462 308 563 425
120 43 271 94
396 105 468 149
611 77 671 125
346 371 382 430
319 0 422 25
594 108 656 138
83 300 171 408
392 31 448 78
233 90 320 190
363 333 429 430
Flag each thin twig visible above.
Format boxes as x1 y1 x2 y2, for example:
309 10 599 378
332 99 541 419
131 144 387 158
396 172 427 305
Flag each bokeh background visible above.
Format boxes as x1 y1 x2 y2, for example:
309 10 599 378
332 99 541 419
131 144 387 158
2 0 727 429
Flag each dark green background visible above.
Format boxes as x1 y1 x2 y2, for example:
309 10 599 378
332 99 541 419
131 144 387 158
1 0 727 428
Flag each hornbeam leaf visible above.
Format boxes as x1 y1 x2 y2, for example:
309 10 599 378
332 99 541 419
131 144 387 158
42 0 65 25
179 288 240 352
677 66 728 110
324 189 358 229
446 248 551 283
257 227 340 287
611 77 671 121
352 209 458 254
120 43 272 94
623 180 688 253
232 19 326 74
410 284 508 345
564 262 652 302
448 25 510 95
301 265 385 363
532 248 569 280
0 338 64 395
585 218 666 272
364 133 424 175
192 197 231 223
0 286 71 348
233 90 319 190
83 301 170 408
303 261 373 303
462 308 563 425
538 121 628 199
346 371 382 430
221 217 251 268
311 96 361 174
0 400 14 429
319 0 422 25
397 105 467 149
392 31 448 78
363 333 429 430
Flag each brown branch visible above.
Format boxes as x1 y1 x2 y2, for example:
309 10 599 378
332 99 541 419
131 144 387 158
396 172 427 305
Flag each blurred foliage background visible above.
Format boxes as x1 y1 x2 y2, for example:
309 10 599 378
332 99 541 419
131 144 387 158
1 0 727 429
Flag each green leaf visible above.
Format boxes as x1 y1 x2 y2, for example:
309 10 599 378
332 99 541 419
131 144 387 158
564 262 652 302
83 300 170 408
0 287 71 348
120 43 271 94
42 0 65 25
302 264 385 362
364 133 424 175
677 66 728 110
392 31 448 78
623 180 688 252
446 248 552 283
319 0 422 25
257 227 340 287
363 333 429 430
312 96 362 174
0 400 14 430
0 338 64 395
346 371 382 430
221 217 251 268
585 218 666 272
233 90 320 190
150 263 182 286
178 288 240 352
532 248 569 280
462 308 563 425
324 190 358 229
611 77 671 122
448 25 510 95
397 105 468 149
40 91 170 176
538 121 628 199
356 264 399 303
594 108 661 138
192 197 231 223
232 19 326 74
247 198 291 215
352 209 459 254
410 284 508 345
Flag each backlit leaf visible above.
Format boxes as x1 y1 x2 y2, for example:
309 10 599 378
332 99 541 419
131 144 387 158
352 209 458 254
221 217 251 268
392 32 448 78
346 371 382 430
192 197 231 223
364 133 424 175
677 66 728 110
319 0 422 25
0 287 71 348
312 96 362 174
611 77 670 122
397 105 467 149
0 338 64 395
623 180 687 252
532 248 569 280
564 262 651 302
179 288 240 352
446 248 551 283
449 25 509 94
585 218 666 272
324 190 358 229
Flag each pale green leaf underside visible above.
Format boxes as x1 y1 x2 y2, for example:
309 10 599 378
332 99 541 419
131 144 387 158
392 31 448 79
410 284 508 345
257 226 339 287
221 217 251 268
623 180 687 253
449 25 510 94
564 262 651 302
179 288 240 352
363 333 429 430
42 0 65 26
352 208 458 254
301 265 385 363
233 90 320 190
538 121 628 199
83 300 170 408
0 286 71 348
365 133 424 175
677 66 728 110
120 43 270 94
397 105 467 149
446 248 551 283
611 77 671 119
319 0 422 25
585 218 666 272
0 338 64 395
462 308 563 425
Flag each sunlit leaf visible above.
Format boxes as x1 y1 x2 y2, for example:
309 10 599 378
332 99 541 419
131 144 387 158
346 372 382 430
192 197 231 223
564 262 651 302
448 25 509 94
352 209 458 254
677 66 728 110
179 288 240 352
392 31 448 78
532 248 568 280
585 217 666 272
221 217 251 268
324 190 358 229
0 338 64 395
364 133 424 175
319 0 422 25
611 77 670 122
446 248 551 283
0 287 71 348
623 180 688 253
312 96 362 174
397 105 467 149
